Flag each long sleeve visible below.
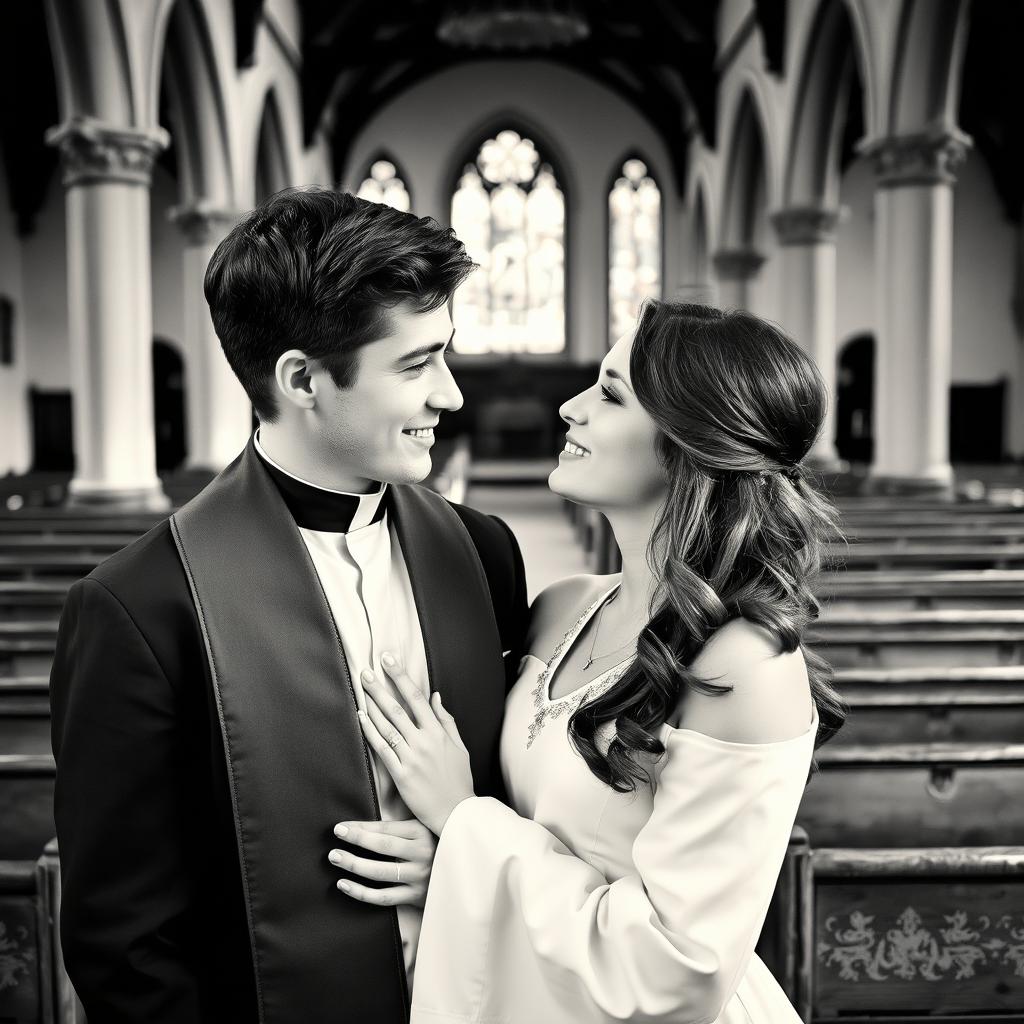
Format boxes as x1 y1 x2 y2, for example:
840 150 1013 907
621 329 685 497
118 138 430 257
411 722 814 1024
49 578 203 1023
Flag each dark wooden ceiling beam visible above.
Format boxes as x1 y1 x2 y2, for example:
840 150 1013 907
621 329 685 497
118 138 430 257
304 2 722 186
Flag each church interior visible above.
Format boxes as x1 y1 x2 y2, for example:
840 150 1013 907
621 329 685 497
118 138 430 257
2 0 1024 1019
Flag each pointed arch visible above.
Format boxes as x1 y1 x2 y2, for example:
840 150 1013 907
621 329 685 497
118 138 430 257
159 0 234 203
44 0 135 123
784 0 869 206
254 87 291 201
720 86 771 249
443 110 575 215
889 0 970 134
606 150 663 345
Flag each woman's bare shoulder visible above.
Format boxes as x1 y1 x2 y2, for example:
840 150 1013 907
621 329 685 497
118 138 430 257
526 573 621 656
672 617 813 744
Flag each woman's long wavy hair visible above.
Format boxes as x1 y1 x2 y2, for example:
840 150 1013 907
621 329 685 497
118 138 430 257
568 301 847 792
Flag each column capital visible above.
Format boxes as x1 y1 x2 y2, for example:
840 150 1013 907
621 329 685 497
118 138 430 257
712 248 765 281
859 126 972 188
770 206 841 245
168 201 244 245
46 116 170 188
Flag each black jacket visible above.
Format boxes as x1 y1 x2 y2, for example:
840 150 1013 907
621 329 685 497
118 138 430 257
49 441 529 1024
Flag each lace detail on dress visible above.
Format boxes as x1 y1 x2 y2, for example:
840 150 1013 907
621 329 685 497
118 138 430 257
526 588 634 748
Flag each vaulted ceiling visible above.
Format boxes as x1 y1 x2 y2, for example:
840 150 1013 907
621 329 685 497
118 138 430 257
4 1 1018 238
294 0 724 195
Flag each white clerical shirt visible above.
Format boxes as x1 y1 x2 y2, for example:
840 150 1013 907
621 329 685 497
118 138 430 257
254 431 428 988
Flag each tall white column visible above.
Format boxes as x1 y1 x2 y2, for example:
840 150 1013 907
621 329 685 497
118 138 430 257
46 116 170 510
771 207 842 469
169 202 251 470
864 128 970 495
712 248 764 312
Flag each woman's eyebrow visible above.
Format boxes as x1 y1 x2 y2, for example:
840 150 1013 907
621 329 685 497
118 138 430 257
604 367 634 395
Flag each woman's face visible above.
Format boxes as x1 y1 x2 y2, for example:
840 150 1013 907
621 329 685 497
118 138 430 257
549 329 669 511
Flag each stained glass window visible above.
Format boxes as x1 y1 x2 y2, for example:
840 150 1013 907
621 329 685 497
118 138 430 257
609 157 661 344
451 130 565 354
356 159 411 212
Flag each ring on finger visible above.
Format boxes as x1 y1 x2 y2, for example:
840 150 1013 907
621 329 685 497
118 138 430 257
396 863 402 884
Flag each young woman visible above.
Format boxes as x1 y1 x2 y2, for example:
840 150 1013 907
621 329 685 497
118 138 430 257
335 301 846 1022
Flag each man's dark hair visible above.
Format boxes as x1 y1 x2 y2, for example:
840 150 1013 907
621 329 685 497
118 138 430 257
204 187 476 421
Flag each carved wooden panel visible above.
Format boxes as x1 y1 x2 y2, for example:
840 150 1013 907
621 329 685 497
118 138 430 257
814 878 1024 1017
0 891 41 1022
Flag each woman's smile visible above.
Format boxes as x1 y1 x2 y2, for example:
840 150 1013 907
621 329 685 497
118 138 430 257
560 435 591 458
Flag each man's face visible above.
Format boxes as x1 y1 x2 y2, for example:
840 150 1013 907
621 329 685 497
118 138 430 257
308 303 463 488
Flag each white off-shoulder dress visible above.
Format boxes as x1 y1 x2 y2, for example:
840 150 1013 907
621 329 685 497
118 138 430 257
411 583 817 1024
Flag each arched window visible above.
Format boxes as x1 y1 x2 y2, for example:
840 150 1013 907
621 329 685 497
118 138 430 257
608 157 661 344
356 158 411 212
450 129 565 355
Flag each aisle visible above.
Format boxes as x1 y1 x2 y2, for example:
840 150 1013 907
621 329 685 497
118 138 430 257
464 484 592 603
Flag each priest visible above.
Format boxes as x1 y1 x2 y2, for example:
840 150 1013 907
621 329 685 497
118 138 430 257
49 188 529 1024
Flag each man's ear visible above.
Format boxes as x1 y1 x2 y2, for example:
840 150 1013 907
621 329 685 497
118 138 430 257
274 349 317 410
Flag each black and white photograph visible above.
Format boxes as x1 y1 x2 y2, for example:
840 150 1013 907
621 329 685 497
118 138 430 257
1 1 1023 1022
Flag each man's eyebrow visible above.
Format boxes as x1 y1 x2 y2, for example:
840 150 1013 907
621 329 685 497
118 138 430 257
395 328 456 364
604 366 635 394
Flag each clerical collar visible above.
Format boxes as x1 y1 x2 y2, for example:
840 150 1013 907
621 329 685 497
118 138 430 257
253 431 388 533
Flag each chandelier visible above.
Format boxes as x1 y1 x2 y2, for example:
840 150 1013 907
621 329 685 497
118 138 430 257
437 1 591 51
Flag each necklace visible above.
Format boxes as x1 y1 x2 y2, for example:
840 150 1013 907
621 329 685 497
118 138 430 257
582 590 635 670
527 589 635 748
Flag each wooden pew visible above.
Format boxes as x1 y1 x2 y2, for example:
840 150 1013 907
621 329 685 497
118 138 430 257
0 840 82 1024
823 542 1024 571
835 508 1024 525
0 755 55 860
809 610 1024 668
818 569 1024 612
799 743 1024 847
839 524 1024 548
833 666 1024 745
787 841 1024 1022
833 497 1022 515
0 554 101 584
0 841 67 1023
0 677 50 755
0 582 71 622
0 514 164 534
0 623 62 675
0 535 140 555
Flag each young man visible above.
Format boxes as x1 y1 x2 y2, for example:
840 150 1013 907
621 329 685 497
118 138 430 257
49 189 529 1024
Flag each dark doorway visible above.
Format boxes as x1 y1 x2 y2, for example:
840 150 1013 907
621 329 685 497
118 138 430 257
29 388 74 470
153 338 187 471
950 381 1006 463
835 333 874 464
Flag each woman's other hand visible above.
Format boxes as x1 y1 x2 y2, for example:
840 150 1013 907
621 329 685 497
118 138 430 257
329 818 437 908
357 652 475 836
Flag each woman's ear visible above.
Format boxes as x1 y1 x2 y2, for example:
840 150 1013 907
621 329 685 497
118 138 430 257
274 349 317 410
